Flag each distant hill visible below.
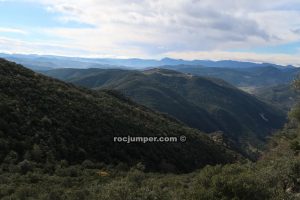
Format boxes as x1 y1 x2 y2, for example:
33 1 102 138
44 68 286 156
0 53 293 69
253 84 300 112
165 65 300 88
0 59 239 172
2 53 296 89
0 54 125 71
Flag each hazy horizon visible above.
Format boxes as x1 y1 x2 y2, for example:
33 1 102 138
2 52 297 68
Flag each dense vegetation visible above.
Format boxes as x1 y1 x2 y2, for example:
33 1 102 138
1 110 300 200
44 67 286 157
0 59 238 174
2 59 300 200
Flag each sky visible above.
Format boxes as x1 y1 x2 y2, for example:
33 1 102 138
0 0 300 66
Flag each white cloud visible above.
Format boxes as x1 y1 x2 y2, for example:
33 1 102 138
3 0 300 64
0 36 147 58
0 36 91 56
0 27 28 35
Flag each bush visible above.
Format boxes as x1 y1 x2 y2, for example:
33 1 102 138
18 160 32 174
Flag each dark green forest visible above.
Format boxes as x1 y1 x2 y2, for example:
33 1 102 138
0 59 239 172
1 59 300 199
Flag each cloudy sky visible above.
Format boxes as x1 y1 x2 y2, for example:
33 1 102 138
0 0 300 65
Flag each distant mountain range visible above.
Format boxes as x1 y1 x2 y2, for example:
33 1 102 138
0 53 295 70
43 67 286 157
163 65 300 88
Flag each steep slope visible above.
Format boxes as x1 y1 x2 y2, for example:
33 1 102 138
0 59 238 172
44 68 286 154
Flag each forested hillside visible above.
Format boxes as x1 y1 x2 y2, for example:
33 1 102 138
0 65 299 199
44 67 286 157
0 59 238 174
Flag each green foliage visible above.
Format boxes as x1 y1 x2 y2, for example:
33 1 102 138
1 156 300 200
290 140 300 153
190 164 271 200
290 105 300 123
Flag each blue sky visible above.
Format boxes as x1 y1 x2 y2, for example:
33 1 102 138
0 0 300 65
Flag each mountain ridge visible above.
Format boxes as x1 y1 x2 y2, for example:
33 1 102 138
0 53 295 70
163 65 300 88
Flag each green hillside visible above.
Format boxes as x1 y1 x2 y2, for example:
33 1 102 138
44 68 286 156
0 59 238 173
253 84 300 112
1 76 300 200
